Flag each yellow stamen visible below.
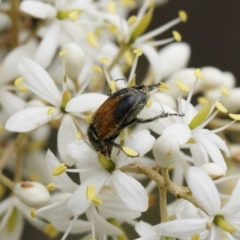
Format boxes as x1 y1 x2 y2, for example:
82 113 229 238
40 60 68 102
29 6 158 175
87 184 95 201
159 83 170 91
107 1 116 13
76 131 82 140
194 68 204 79
106 23 118 34
133 48 143 56
92 196 102 206
68 10 80 21
86 32 98 48
61 90 72 109
220 87 229 97
127 15 137 25
109 80 116 92
120 0 136 8
17 85 29 92
191 235 200 240
92 66 102 73
197 97 209 105
229 113 240 121
175 80 190 92
122 146 139 157
146 98 152 109
127 74 136 87
59 50 67 56
44 223 59 239
172 30 181 42
85 114 92 123
51 163 67 176
124 50 134 66
47 107 56 116
46 182 55 191
99 57 110 63
178 10 188 22
215 102 227 113
14 77 23 86
30 208 36 218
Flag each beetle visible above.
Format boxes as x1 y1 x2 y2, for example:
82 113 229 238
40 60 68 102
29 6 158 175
87 83 183 158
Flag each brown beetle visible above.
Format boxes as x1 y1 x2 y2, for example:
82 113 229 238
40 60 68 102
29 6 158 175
87 83 183 158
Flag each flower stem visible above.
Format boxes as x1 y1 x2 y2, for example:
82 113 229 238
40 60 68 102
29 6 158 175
159 168 169 222
121 163 207 214
10 0 20 48
91 43 130 91
0 171 15 190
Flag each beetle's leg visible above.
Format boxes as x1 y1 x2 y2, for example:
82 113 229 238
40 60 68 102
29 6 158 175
109 78 127 95
136 112 185 123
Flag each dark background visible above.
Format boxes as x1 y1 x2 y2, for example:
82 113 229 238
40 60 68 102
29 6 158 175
21 1 240 239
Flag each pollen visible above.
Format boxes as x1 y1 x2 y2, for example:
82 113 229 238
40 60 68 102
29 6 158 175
175 80 190 92
109 80 116 92
46 182 55 191
127 15 137 25
14 77 23 86
220 87 229 97
86 32 98 48
47 107 56 116
58 49 67 56
197 97 209 105
76 131 82 140
133 48 143 56
51 163 67 176
178 10 188 22
194 68 204 79
44 223 59 239
215 102 228 113
87 184 102 206
92 66 102 73
172 30 182 42
122 146 139 157
159 83 170 91
85 114 92 123
229 113 240 121
107 1 116 13
146 98 152 109
99 57 110 63
30 208 36 218
68 10 80 21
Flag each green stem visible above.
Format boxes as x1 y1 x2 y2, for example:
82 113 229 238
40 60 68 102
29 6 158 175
10 0 20 48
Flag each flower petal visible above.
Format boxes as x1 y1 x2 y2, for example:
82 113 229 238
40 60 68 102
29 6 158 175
20 1 56 19
5 106 61 132
57 115 78 166
154 218 208 237
112 170 148 212
45 150 78 193
0 39 37 84
66 93 108 113
221 178 240 215
35 22 60 68
188 167 220 216
18 58 62 107
67 171 110 215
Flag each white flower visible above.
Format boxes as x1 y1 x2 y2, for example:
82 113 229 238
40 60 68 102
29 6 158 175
5 58 108 165
67 129 155 214
154 167 240 239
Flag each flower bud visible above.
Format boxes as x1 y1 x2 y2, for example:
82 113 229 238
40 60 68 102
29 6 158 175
14 181 50 208
200 163 225 180
60 43 85 80
153 133 180 168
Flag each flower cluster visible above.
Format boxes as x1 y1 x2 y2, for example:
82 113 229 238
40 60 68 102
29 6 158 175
0 1 240 240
